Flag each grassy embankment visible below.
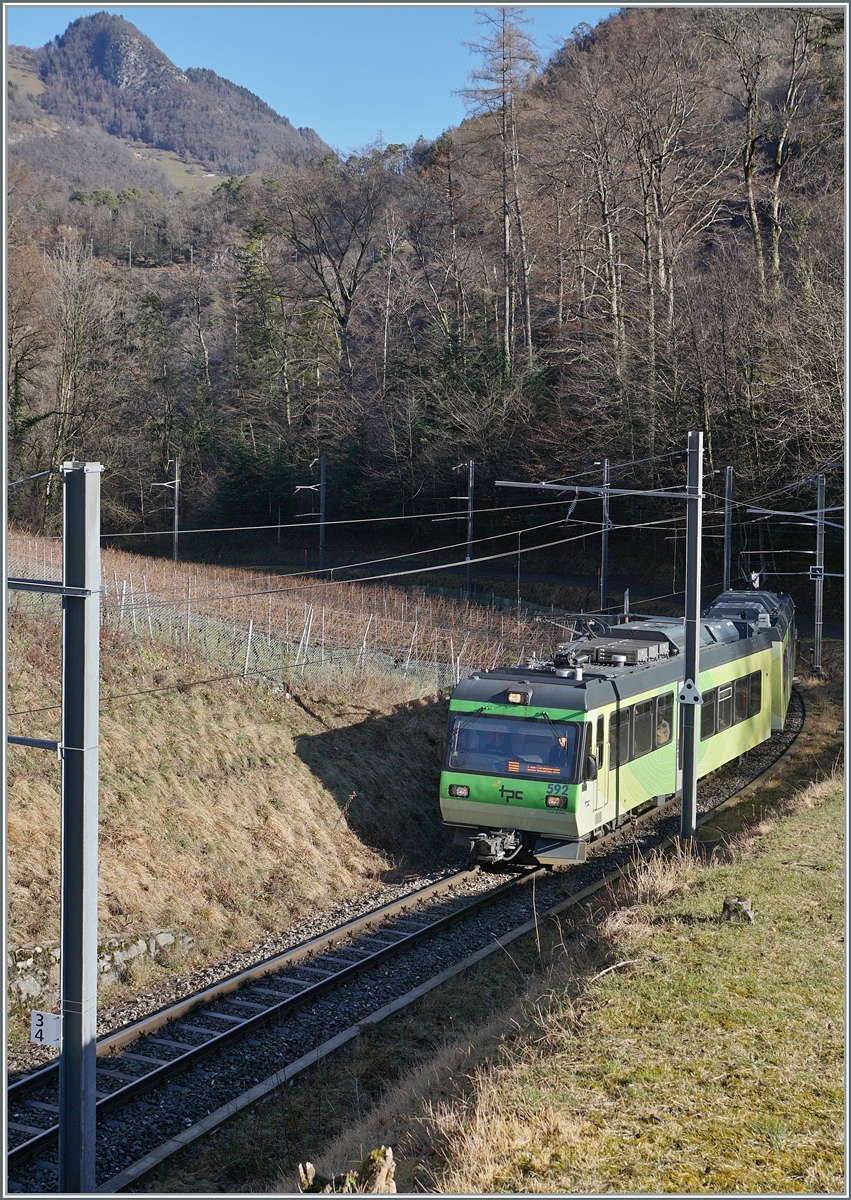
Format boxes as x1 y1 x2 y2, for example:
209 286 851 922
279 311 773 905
296 646 844 1195
129 641 842 1194
6 608 453 1039
291 789 844 1194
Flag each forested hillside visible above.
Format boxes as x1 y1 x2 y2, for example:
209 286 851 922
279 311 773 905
7 7 844 575
7 11 328 191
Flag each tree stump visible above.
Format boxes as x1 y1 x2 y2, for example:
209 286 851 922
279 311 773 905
297 1146 397 1194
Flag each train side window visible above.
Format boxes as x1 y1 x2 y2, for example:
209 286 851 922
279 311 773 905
717 685 733 731
700 689 717 740
595 715 604 768
609 709 631 767
656 693 673 747
734 677 749 723
749 671 762 715
633 700 654 758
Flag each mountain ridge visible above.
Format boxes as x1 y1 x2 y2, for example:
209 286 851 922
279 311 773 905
7 12 330 186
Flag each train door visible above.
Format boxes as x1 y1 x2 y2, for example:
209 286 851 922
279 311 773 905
593 714 605 822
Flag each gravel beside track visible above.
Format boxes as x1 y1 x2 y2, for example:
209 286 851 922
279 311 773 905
7 691 805 1193
7 870 465 1081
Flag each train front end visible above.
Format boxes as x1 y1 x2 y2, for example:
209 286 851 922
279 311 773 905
440 670 594 867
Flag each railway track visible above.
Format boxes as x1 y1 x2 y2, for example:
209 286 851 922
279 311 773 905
7 689 807 1193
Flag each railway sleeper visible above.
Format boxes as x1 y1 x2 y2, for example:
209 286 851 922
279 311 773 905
247 985 301 1001
171 1023 221 1039
145 1036 198 1051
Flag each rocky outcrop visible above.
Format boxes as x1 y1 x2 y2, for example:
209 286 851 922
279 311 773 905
94 28 188 93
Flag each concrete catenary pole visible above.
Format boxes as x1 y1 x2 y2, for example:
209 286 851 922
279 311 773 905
723 466 733 592
58 461 102 1192
678 432 704 844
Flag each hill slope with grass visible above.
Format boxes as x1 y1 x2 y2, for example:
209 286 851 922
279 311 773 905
6 610 452 958
291 774 844 1194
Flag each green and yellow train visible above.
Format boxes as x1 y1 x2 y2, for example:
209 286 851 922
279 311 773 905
440 589 796 867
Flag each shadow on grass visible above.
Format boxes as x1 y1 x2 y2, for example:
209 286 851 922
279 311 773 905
294 696 458 876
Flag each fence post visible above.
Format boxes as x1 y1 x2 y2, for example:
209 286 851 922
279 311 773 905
301 606 314 676
143 575 154 638
404 620 418 674
359 613 372 679
243 619 254 677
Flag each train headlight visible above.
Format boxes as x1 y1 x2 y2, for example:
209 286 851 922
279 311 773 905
506 690 531 705
448 785 470 798
545 794 567 808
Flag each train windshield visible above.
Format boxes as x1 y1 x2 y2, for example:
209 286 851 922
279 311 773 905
445 713 581 780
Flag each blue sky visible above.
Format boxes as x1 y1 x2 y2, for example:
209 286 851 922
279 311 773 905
5 4 620 153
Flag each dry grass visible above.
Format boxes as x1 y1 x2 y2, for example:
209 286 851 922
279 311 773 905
6 535 490 1053
6 609 453 959
415 570 683 621
8 534 578 672
125 648 844 1194
284 771 844 1195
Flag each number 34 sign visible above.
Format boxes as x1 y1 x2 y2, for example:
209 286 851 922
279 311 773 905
30 1010 62 1048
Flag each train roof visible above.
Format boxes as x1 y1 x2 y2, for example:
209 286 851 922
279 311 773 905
451 589 793 713
705 588 795 638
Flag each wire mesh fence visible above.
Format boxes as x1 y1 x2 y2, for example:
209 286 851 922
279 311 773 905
8 536 569 700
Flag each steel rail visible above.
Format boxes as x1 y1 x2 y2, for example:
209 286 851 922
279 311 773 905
9 868 472 1103
96 689 812 1194
7 866 545 1171
8 690 809 1186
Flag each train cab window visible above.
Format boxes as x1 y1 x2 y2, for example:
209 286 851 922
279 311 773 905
749 671 762 715
656 693 673 747
609 709 631 766
633 700 654 758
717 685 733 732
595 715 604 769
734 678 749 723
700 689 717 740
